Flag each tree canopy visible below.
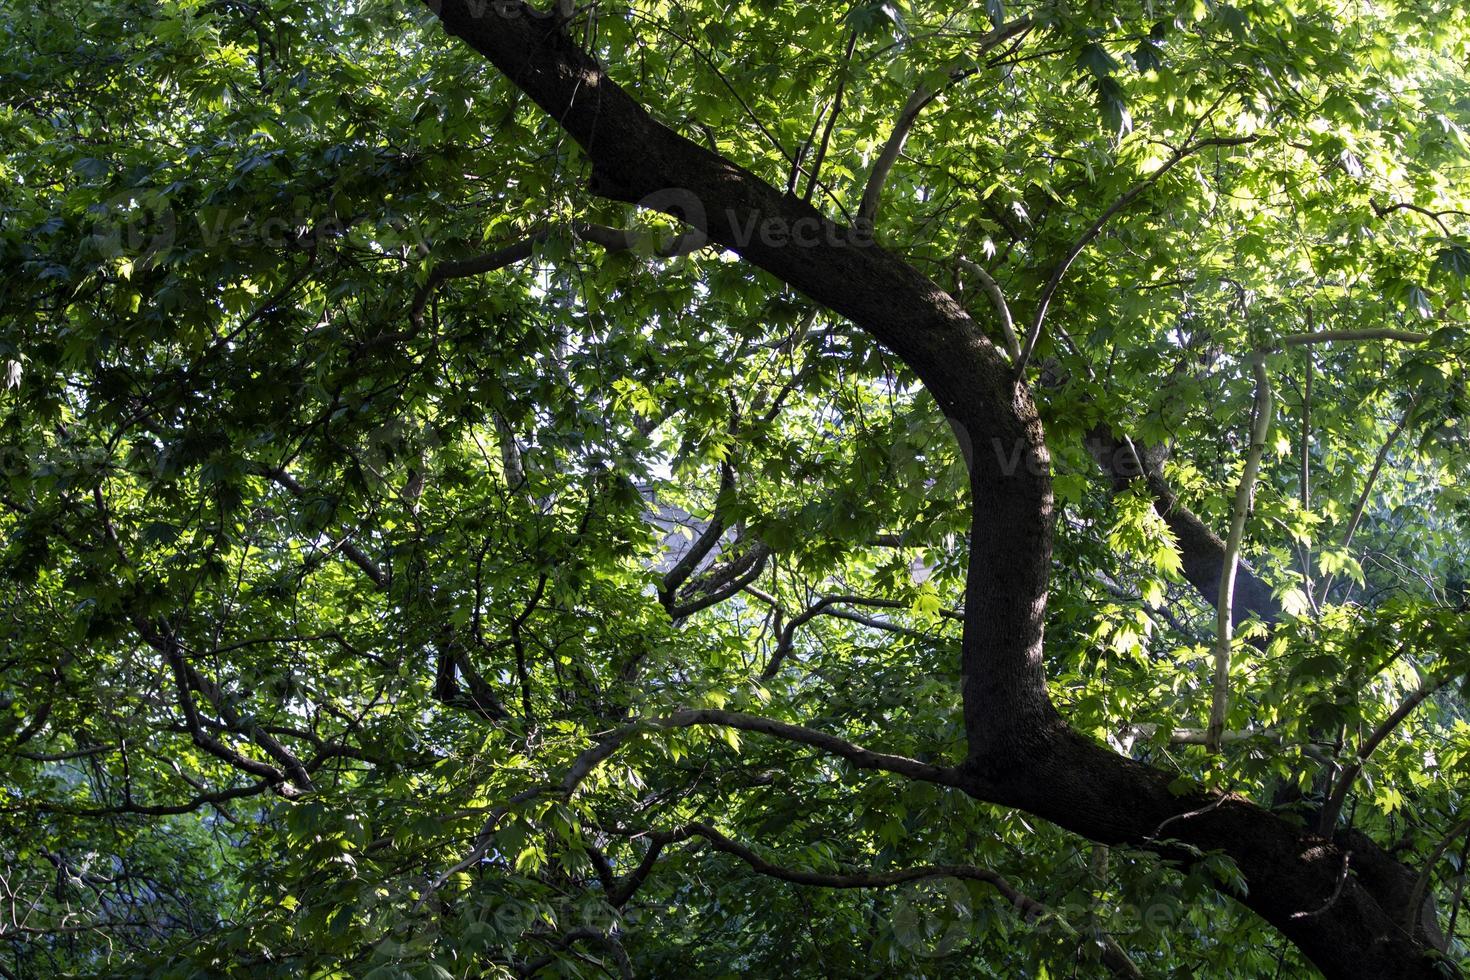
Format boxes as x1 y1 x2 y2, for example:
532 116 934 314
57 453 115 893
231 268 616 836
3 0 1470 976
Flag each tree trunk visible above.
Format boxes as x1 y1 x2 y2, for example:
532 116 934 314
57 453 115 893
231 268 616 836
419 4 1452 974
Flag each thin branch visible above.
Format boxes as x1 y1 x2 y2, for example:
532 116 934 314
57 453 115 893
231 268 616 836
1125 724 1329 763
409 221 706 337
1407 813 1470 935
663 821 1141 978
517 927 633 979
955 256 1020 360
1208 354 1273 751
1339 411 1412 554
1319 405 1413 602
1299 330 1317 612
1016 133 1255 374
1277 328 1431 347
13 745 114 763
857 16 1034 225
424 708 960 901
264 467 389 589
804 28 858 204
1318 673 1452 832
1291 850 1352 920
763 593 959 678
1447 830 1470 941
39 780 274 818
1370 198 1470 234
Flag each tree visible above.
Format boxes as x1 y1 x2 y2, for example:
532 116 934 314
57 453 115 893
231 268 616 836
2 0 1470 976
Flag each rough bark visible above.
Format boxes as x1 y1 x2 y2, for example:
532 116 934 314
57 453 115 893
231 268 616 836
420 4 1450 975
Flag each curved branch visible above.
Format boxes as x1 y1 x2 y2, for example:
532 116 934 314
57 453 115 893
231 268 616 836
1408 813 1470 935
418 7 1454 972
763 593 959 678
517 927 633 979
408 220 706 334
955 256 1020 360
410 234 544 333
659 463 734 606
425 708 958 901
857 16 1034 225
1016 133 1255 375
664 820 1141 978
133 620 300 790
668 541 772 618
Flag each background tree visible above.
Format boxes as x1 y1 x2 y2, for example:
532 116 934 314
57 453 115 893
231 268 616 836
2 0 1470 976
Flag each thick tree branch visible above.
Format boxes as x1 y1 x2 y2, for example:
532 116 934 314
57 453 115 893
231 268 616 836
1088 430 1283 629
419 7 1455 972
659 463 734 608
1277 328 1431 347
133 620 307 791
426 0 1060 763
668 541 772 618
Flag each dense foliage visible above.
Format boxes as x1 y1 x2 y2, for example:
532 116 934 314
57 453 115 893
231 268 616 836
3 0 1470 976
